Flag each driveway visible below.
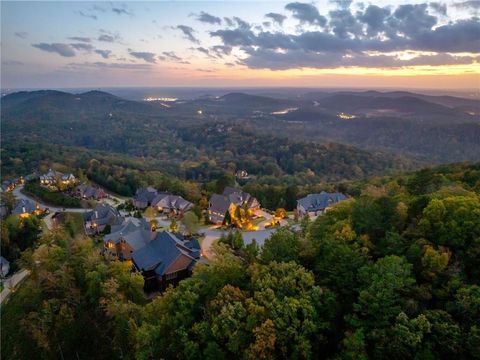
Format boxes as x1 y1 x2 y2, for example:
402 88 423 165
0 269 30 304
199 226 277 260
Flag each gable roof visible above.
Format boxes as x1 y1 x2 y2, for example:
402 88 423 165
132 232 199 276
84 203 121 225
105 217 154 250
152 193 193 211
12 199 37 215
134 187 158 203
209 193 231 214
297 192 347 212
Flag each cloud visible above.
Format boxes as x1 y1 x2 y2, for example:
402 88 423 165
14 32 28 39
2 60 24 66
94 49 112 59
451 1 480 9
98 34 115 42
429 2 447 15
285 2 327 26
77 11 97 20
70 43 95 51
32 43 76 57
129 50 157 63
195 47 211 56
65 62 152 70
111 4 133 16
207 2 480 72
160 51 190 64
330 0 353 9
97 31 122 43
68 36 91 43
265 13 287 25
175 25 200 43
194 11 222 24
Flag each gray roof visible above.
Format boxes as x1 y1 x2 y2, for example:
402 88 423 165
297 192 347 212
134 187 158 203
105 218 153 250
152 193 193 212
77 183 104 198
132 232 199 276
209 193 231 222
223 187 259 208
12 199 37 215
84 203 121 226
0 256 10 266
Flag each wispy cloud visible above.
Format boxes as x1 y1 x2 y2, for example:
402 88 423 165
14 32 28 39
68 36 91 43
94 49 112 59
129 50 157 63
192 11 222 25
76 10 97 20
32 43 76 57
175 25 200 44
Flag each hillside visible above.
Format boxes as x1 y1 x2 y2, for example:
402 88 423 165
1 90 417 188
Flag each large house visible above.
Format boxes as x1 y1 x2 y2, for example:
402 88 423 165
104 217 155 260
40 168 76 188
208 187 260 224
132 231 201 292
297 191 347 217
12 199 40 217
84 203 122 235
76 183 106 200
134 187 193 216
133 187 159 209
151 193 193 216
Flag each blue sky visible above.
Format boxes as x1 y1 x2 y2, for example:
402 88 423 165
1 1 479 89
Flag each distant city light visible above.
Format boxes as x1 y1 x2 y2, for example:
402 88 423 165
337 112 356 119
143 97 178 102
270 107 298 115
197 110 203 115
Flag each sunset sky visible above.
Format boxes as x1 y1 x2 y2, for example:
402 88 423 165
1 1 479 89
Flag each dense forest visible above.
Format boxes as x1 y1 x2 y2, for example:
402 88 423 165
2 162 479 359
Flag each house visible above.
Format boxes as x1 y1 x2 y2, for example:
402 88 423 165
133 187 158 209
84 203 122 235
76 183 106 200
132 231 201 292
0 256 10 278
40 168 76 187
151 193 193 217
208 187 260 224
104 217 155 260
1 180 15 192
12 199 40 217
297 191 347 217
235 169 250 180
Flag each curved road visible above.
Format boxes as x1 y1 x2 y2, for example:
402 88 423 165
12 185 91 213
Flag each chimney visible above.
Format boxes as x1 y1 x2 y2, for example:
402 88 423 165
95 211 98 218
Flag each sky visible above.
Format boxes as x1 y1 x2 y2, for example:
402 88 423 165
1 0 479 89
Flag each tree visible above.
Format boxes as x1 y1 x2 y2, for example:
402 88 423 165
169 218 178 232
275 208 287 219
143 206 156 220
261 228 299 264
182 211 199 235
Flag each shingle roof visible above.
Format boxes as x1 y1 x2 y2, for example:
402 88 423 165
84 203 121 225
297 192 347 212
134 187 158 203
132 232 199 276
105 218 154 250
12 199 37 215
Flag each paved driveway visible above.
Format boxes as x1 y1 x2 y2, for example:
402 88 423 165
0 269 30 304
